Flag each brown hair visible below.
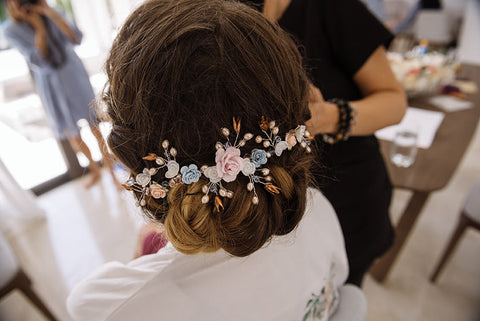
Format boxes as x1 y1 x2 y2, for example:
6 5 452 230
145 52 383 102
104 0 312 257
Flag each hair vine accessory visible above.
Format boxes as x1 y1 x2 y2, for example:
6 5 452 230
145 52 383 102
122 117 313 209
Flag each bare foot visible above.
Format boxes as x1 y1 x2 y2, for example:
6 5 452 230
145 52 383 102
84 164 102 189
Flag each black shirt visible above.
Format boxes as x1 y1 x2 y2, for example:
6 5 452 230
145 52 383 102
244 0 394 167
241 0 396 285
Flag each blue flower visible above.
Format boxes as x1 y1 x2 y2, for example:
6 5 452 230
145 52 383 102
180 164 201 184
251 149 268 167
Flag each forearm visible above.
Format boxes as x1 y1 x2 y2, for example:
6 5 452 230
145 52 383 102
34 26 49 58
43 8 78 43
350 89 407 136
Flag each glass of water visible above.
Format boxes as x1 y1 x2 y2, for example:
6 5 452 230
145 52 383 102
390 128 418 168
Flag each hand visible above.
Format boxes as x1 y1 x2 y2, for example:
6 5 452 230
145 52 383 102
6 0 29 22
305 84 339 136
28 1 54 17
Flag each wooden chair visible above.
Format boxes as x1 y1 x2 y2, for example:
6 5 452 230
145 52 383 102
330 284 367 321
0 232 58 321
430 179 480 282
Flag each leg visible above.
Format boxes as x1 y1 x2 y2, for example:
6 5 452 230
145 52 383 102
369 191 430 282
67 134 101 188
16 270 58 321
430 213 470 282
90 125 123 190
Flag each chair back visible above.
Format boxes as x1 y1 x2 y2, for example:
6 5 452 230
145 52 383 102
329 284 367 321
0 231 19 288
464 179 480 222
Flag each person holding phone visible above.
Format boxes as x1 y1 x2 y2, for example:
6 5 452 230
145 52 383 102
3 0 121 188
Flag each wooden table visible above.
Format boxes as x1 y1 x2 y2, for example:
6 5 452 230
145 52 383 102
369 64 480 282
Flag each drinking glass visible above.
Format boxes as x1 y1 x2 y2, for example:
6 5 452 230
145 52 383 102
390 127 418 168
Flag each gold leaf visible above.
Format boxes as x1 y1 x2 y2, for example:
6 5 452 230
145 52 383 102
214 196 224 213
233 117 241 133
259 116 269 131
265 184 281 195
142 153 158 161
122 184 134 191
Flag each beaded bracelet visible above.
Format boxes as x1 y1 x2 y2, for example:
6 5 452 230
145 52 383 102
322 98 357 144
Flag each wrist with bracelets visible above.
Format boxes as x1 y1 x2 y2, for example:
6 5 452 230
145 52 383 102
322 98 357 144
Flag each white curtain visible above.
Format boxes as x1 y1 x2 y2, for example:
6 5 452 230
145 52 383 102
458 0 480 65
0 158 45 236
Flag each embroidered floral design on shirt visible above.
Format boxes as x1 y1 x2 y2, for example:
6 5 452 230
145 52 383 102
302 265 339 321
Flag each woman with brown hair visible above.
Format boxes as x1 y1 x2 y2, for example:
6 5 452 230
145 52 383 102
67 0 348 320
3 0 120 188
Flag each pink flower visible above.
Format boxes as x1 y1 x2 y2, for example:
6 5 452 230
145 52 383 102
150 184 167 199
285 130 297 150
215 147 245 182
168 175 182 188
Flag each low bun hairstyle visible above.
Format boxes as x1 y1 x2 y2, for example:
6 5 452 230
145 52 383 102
104 0 313 257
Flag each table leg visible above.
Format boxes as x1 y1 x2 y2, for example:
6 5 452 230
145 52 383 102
369 191 430 282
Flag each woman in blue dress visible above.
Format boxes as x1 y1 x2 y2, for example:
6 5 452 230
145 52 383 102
4 0 120 188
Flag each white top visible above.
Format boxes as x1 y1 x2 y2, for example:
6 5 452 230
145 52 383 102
67 188 348 321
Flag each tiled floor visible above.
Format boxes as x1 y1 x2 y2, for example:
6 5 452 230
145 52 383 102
1 125 480 321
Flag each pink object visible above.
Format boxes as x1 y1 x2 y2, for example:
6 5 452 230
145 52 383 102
141 232 168 256
215 147 245 182
150 184 167 199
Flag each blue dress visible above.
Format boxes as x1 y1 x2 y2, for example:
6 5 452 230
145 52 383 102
3 14 97 139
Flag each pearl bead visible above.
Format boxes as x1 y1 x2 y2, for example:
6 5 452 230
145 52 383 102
215 142 223 150
263 141 270 148
227 191 234 198
255 136 263 143
170 148 177 157
140 199 146 206
156 158 165 165
252 196 259 205
306 146 312 153
162 140 169 149
247 182 254 191
219 188 227 197
266 152 271 158
244 133 253 140
269 121 276 129
200 165 208 172
301 142 307 148
265 176 272 182
222 128 230 136
272 127 279 135
202 185 209 194
238 140 246 147
262 168 270 175
201 195 209 204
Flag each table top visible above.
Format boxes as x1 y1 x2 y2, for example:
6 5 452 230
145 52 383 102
380 64 480 192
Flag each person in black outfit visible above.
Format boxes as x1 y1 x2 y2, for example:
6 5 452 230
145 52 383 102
241 0 407 286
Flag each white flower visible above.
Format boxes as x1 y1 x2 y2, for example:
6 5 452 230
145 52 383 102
204 166 222 183
165 160 180 179
242 158 256 176
295 125 306 142
136 168 151 187
274 141 289 156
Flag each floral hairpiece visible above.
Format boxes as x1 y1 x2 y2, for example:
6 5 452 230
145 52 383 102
123 117 313 211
